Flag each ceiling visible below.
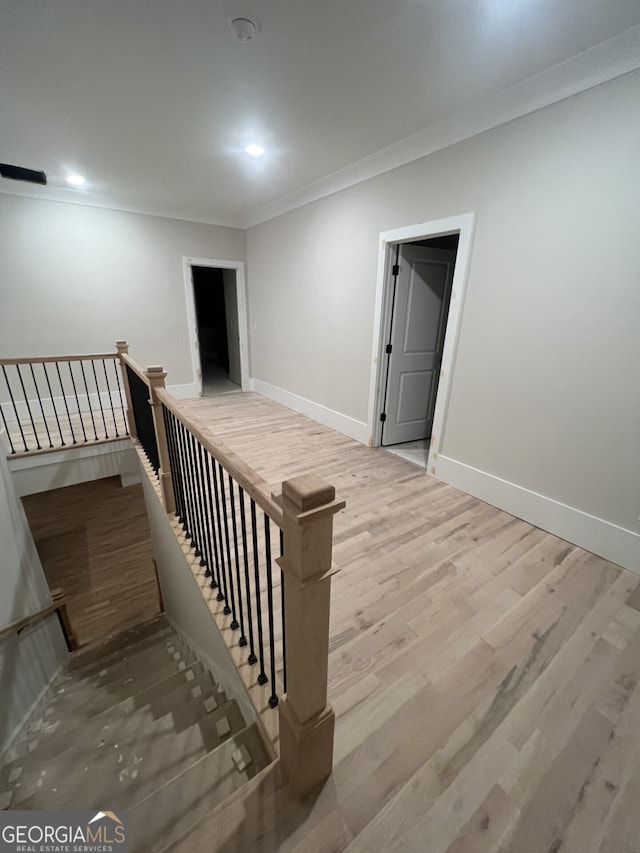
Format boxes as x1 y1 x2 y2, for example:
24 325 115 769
2 1 639 228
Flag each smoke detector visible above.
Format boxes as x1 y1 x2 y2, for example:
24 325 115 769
230 17 258 42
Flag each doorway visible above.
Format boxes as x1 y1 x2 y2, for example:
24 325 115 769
380 233 459 453
367 214 475 475
183 257 249 397
192 266 241 395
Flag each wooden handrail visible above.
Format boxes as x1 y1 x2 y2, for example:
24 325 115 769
0 590 69 643
0 353 118 366
119 352 149 385
156 386 284 526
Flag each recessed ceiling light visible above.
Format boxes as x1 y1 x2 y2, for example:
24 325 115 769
66 174 85 187
245 144 265 157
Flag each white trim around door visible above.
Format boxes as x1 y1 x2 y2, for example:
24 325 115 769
366 213 476 474
182 257 250 395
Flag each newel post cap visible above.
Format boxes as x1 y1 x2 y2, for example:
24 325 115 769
282 475 335 512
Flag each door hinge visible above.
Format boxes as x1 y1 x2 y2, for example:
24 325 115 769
380 412 387 423
392 264 399 276
385 344 393 355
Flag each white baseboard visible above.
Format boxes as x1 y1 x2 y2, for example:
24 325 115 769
434 454 640 575
167 382 200 400
249 378 369 445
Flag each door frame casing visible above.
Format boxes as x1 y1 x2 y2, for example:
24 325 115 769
367 213 475 473
182 256 250 395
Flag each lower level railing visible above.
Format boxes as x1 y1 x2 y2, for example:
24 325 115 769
0 353 129 455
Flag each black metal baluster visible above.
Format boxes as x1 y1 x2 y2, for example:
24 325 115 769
1 366 27 452
172 414 188 527
29 363 52 449
112 358 129 436
229 478 247 645
56 361 77 444
91 359 108 439
186 431 203 555
175 418 192 532
250 499 268 685
264 514 278 707
211 459 230 608
79 361 98 441
219 465 238 626
67 362 87 442
194 440 210 569
187 432 202 565
0 395 16 454
163 407 184 523
42 363 64 446
16 364 41 450
203 450 222 590
239 487 258 664
191 435 208 565
177 419 195 539
280 528 287 693
180 422 196 541
102 359 120 437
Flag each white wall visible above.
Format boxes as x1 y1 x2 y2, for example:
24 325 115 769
245 72 640 567
0 435 68 756
8 440 140 498
0 196 245 390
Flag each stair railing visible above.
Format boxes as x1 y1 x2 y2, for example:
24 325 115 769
115 342 161 481
0 588 77 652
117 341 345 797
0 352 129 455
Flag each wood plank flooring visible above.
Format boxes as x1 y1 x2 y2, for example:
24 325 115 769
22 476 160 647
167 392 640 853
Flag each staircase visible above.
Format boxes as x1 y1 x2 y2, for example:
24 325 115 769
0 615 272 851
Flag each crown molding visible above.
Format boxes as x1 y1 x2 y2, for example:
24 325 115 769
242 26 640 229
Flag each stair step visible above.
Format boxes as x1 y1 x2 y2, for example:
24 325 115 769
68 615 171 671
129 724 271 853
47 652 199 719
57 633 190 692
1 663 212 777
3 661 209 769
6 698 247 810
163 760 283 853
143 670 216 720
172 693 242 738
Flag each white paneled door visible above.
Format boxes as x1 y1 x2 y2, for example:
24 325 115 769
382 245 455 446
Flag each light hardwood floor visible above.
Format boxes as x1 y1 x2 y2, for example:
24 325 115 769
22 476 161 647
167 392 640 853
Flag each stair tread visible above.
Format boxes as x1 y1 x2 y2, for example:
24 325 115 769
57 634 190 692
47 653 199 719
129 724 272 853
1 661 212 774
163 757 282 853
1 618 273 843
68 615 171 670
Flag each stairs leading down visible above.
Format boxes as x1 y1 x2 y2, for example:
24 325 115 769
0 615 272 852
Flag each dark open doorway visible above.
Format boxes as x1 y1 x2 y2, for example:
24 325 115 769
192 266 242 395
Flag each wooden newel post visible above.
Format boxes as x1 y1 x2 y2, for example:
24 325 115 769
275 474 345 798
115 341 137 439
145 365 176 515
